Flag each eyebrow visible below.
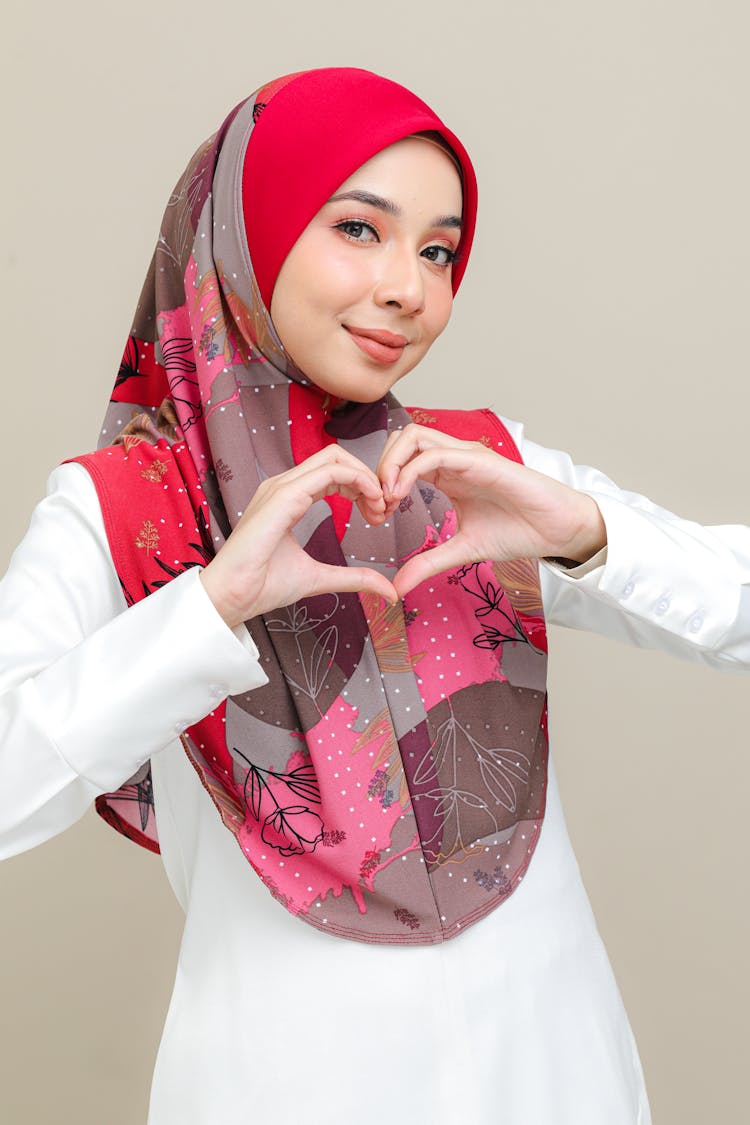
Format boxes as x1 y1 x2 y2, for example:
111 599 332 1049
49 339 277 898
328 189 462 230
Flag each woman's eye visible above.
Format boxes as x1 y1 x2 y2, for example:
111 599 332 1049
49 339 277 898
335 220 379 242
421 244 457 268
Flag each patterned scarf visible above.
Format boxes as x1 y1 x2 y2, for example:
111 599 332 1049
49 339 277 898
82 68 549 945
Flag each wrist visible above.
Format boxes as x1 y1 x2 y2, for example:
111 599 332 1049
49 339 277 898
559 495 607 564
199 565 245 629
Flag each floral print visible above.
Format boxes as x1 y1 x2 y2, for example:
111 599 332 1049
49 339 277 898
473 867 511 895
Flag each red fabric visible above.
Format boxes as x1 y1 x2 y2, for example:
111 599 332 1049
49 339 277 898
405 408 521 461
242 68 478 307
111 337 169 407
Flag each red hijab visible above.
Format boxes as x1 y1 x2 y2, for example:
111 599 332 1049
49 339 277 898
242 68 477 305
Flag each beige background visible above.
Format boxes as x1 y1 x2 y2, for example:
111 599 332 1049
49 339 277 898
1 1 748 1122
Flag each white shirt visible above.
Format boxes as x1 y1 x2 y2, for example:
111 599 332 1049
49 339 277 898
2 418 749 1124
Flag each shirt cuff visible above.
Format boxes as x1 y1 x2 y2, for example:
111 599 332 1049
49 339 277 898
543 545 609 578
545 491 742 647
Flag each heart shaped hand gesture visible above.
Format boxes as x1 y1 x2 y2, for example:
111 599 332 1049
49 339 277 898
200 427 606 627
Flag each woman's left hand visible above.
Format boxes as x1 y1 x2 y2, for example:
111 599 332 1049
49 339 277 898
376 424 607 598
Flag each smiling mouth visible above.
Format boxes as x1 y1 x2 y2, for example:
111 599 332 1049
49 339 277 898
343 325 408 365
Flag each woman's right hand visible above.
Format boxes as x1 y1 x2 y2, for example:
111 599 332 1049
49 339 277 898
199 446 397 628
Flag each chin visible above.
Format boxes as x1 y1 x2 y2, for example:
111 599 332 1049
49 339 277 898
309 369 409 405
325 385 393 406
303 338 430 403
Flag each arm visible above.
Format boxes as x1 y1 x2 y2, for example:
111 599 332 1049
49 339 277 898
0 463 267 859
0 445 398 858
376 417 750 669
508 419 750 669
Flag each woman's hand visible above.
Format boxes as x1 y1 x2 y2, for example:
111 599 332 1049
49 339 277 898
377 424 607 598
200 446 397 628
200 428 606 623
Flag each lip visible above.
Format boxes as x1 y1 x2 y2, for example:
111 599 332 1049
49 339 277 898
344 325 409 365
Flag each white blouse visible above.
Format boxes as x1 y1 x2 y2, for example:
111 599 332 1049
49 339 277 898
2 417 749 1125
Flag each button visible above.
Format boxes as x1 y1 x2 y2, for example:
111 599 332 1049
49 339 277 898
654 596 671 616
622 581 635 598
688 613 704 633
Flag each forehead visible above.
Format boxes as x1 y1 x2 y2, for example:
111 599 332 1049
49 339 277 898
331 137 463 212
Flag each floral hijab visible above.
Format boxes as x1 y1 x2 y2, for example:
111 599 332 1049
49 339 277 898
86 68 549 944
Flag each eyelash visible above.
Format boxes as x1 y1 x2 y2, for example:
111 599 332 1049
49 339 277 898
333 219 459 268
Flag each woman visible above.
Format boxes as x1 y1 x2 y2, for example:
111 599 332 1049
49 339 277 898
1 67 747 1123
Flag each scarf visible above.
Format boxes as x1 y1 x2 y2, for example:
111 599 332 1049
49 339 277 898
77 68 549 945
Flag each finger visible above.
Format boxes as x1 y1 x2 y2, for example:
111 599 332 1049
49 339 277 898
354 492 390 525
377 424 440 494
239 464 385 556
310 561 398 605
391 446 495 503
261 443 383 498
380 448 469 516
377 424 461 497
392 534 480 599
270 460 386 515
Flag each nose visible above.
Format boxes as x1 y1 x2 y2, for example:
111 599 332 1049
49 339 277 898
373 244 425 316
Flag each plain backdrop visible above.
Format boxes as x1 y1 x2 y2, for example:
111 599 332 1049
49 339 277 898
1 2 748 1122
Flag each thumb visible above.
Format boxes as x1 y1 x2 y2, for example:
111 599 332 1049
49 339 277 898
392 536 476 599
311 562 399 605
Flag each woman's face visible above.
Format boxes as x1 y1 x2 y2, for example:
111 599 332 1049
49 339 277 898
270 137 463 403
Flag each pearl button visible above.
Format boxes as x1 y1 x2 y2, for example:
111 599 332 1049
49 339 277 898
654 596 671 616
688 613 704 633
622 581 635 598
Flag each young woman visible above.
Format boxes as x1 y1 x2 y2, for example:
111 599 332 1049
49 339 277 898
1 67 747 1124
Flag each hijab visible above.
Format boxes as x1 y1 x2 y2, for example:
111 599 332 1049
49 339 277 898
87 68 549 944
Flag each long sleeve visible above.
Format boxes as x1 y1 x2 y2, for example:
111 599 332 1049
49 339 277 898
3 434 750 860
503 416 750 667
0 463 268 859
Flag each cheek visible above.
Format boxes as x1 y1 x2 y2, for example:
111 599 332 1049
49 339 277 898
317 249 373 308
425 286 454 342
